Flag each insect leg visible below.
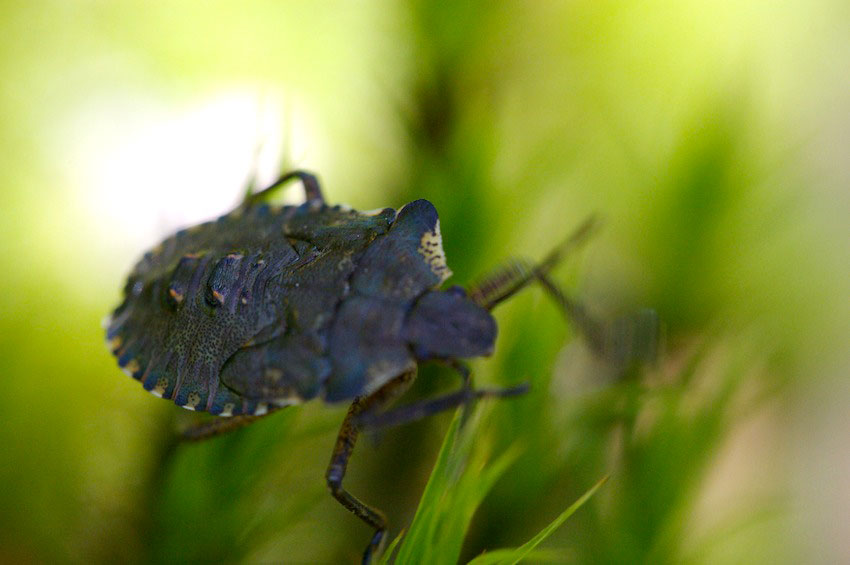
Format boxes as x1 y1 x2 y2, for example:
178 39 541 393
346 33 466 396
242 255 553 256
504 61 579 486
439 359 478 424
326 370 416 565
242 169 324 207
180 414 267 442
441 358 471 386
355 381 530 430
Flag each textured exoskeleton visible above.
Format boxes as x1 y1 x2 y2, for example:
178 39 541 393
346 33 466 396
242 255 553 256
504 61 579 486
106 171 628 564
107 183 496 415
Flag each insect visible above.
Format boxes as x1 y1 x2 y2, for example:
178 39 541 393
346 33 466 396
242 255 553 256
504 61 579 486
105 170 602 563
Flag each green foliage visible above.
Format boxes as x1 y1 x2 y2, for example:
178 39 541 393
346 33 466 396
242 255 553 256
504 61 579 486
0 1 846 563
466 476 608 565
378 409 606 565
147 411 321 563
384 410 521 564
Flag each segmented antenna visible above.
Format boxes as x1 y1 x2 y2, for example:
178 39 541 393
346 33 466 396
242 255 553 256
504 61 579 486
468 215 600 310
468 215 661 367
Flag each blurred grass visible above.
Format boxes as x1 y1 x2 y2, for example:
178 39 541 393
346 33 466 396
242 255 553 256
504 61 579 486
380 410 607 565
387 410 521 564
466 475 608 565
1 1 849 564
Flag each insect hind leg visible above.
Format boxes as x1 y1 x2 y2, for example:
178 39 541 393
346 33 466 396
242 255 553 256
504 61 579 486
180 414 267 442
242 170 324 208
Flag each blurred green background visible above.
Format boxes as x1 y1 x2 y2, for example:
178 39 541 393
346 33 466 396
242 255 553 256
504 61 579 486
1 1 849 563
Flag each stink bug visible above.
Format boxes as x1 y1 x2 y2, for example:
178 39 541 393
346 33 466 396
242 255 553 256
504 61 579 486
106 171 609 563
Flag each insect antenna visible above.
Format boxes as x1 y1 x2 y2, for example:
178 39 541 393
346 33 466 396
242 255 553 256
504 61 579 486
468 216 661 365
467 214 599 311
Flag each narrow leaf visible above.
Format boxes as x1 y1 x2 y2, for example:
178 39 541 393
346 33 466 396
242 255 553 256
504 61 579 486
467 475 609 565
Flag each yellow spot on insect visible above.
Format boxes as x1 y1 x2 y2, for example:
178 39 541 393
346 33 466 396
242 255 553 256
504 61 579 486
336 255 354 272
109 336 123 352
168 288 184 303
418 219 452 283
212 290 225 304
272 395 304 407
151 377 168 398
254 402 269 416
265 368 284 383
122 359 140 376
183 392 201 411
220 403 235 417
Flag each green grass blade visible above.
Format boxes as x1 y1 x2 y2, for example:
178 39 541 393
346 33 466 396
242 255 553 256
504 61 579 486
394 410 463 563
435 444 523 563
467 475 609 565
392 407 523 565
376 528 406 565
464 548 569 565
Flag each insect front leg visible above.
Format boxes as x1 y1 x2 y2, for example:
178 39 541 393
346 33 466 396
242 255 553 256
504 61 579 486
440 359 476 424
444 358 472 386
355 362 529 430
326 370 416 565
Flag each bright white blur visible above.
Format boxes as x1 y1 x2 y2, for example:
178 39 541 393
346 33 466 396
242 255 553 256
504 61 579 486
62 87 319 261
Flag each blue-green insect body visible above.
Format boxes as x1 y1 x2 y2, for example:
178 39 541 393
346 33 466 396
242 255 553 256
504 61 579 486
106 190 495 416
105 171 624 564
